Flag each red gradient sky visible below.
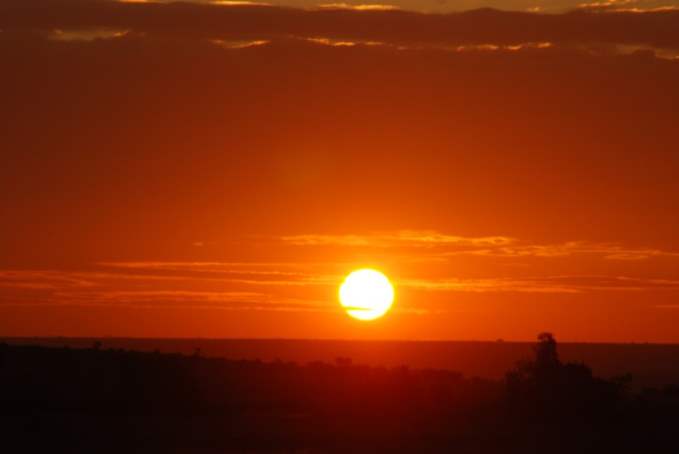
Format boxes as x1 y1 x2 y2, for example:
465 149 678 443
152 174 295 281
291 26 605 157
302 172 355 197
2 1 679 341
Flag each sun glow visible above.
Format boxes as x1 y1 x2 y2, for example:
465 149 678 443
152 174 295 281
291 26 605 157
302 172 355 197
339 269 395 321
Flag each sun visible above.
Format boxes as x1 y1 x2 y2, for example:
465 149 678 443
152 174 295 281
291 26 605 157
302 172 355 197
339 269 395 321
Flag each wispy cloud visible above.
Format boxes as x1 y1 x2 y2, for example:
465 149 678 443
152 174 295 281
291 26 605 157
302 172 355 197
2 231 679 310
281 231 513 248
211 0 272 6
4 266 679 312
0 269 333 310
317 3 399 10
48 28 130 42
578 0 679 12
5 1 679 52
210 38 270 49
305 36 361 46
0 270 101 289
279 230 679 261
52 290 328 311
99 261 338 281
402 275 679 293
402 277 581 293
456 241 679 260
578 0 636 9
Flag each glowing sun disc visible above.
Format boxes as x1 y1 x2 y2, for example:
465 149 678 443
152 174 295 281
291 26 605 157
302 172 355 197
339 269 394 321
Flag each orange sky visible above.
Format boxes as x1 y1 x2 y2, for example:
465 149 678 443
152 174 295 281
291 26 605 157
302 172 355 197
2 1 679 341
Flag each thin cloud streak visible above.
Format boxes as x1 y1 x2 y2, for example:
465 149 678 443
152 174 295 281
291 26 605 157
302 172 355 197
577 0 679 12
317 3 399 10
280 230 679 261
0 270 333 311
281 231 514 247
454 242 679 260
4 266 679 313
1 233 678 311
48 28 130 41
51 290 329 311
210 38 270 48
402 275 679 293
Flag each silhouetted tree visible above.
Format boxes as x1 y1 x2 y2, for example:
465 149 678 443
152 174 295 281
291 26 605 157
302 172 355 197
506 332 561 391
535 332 560 369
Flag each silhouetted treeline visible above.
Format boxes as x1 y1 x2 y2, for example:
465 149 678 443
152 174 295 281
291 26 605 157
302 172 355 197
1 335 678 453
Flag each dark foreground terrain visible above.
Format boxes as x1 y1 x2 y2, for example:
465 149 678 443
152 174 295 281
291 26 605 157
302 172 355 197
1 334 678 453
8 337 679 389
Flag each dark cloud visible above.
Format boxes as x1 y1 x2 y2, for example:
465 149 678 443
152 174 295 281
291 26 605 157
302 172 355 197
2 0 679 49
